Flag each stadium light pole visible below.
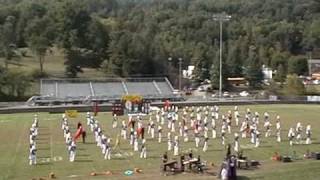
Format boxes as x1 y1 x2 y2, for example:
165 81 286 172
213 13 231 99
178 57 183 91
168 57 172 82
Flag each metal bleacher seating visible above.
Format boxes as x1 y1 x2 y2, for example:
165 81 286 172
126 82 159 95
36 77 178 105
93 82 126 96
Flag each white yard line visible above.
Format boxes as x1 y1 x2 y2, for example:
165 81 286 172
83 123 97 172
49 119 53 172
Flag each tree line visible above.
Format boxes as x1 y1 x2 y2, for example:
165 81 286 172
0 0 319 98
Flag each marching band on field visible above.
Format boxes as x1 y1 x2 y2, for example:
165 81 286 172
29 105 313 165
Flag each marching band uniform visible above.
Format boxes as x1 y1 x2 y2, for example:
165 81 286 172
121 121 127 139
158 125 162 143
264 121 271 137
234 133 239 152
296 122 302 143
183 125 189 142
133 132 139 151
168 132 172 151
69 141 76 162
150 121 155 139
306 125 312 144
255 131 260 148
276 116 281 142
86 112 91 125
104 138 111 160
173 136 179 156
130 128 134 145
29 145 37 165
288 128 295 146
203 137 208 152
240 121 247 138
140 139 147 158
112 114 118 128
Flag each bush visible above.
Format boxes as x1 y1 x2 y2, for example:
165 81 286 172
31 69 49 79
0 70 32 98
282 74 305 96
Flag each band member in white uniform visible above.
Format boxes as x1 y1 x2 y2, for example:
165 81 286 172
306 125 312 144
69 141 76 162
173 136 179 156
234 133 240 153
288 128 295 146
276 116 281 142
140 139 147 159
29 145 37 165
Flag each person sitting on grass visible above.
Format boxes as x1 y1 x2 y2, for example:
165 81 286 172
272 152 281 161
304 149 312 159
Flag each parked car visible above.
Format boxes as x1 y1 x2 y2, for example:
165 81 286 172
223 91 230 97
173 89 180 95
197 86 205 92
239 91 249 97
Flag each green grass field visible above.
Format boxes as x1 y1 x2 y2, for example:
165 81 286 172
0 48 105 79
1 104 320 180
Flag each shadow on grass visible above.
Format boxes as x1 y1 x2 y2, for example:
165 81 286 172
237 176 250 180
37 137 49 140
82 142 96 145
38 156 50 158
207 149 223 152
74 159 93 162
38 133 50 136
260 145 273 148
147 155 160 159
37 162 52 166
77 154 90 157
114 157 128 160
204 171 217 176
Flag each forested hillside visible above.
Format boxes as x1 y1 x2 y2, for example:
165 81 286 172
0 0 319 98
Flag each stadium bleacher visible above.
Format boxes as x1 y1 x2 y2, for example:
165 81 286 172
33 78 180 106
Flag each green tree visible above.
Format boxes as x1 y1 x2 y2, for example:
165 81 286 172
25 16 55 74
210 50 229 90
283 74 305 96
0 16 20 69
192 42 210 82
245 46 263 88
274 64 286 83
227 41 243 77
288 56 308 75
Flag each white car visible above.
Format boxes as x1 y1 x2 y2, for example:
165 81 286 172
223 92 230 97
173 89 180 95
239 91 249 97
197 86 205 92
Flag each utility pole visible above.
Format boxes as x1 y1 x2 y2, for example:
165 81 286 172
212 13 231 99
178 58 182 91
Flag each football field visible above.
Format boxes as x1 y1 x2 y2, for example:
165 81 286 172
1 104 320 180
